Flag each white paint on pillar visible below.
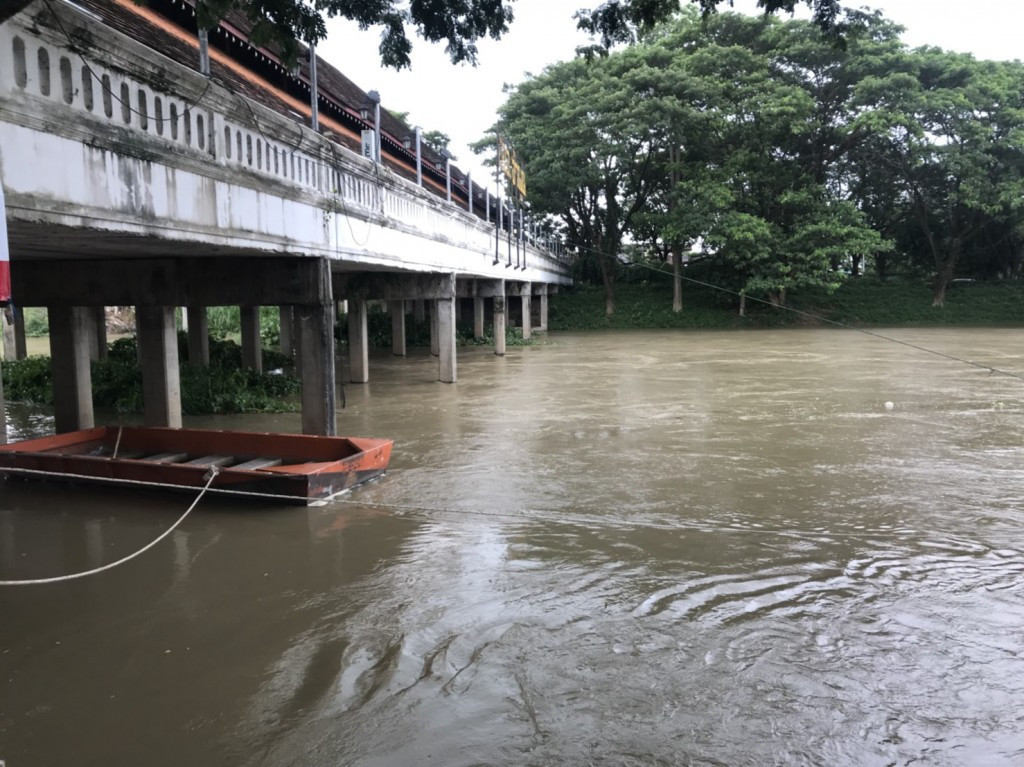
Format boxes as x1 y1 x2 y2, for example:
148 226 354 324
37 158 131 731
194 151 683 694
348 299 369 383
49 305 94 433
137 305 182 428
437 297 456 383
389 300 406 356
493 295 506 357
473 297 485 339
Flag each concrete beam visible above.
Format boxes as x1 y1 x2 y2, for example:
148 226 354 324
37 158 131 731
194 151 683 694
458 278 505 299
187 305 210 366
493 295 506 357
136 306 182 428
12 257 332 307
389 300 406 356
333 272 456 302
240 305 262 373
348 300 369 383
437 297 457 383
48 306 94 433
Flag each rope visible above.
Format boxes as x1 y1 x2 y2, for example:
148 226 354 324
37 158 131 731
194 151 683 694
0 467 219 586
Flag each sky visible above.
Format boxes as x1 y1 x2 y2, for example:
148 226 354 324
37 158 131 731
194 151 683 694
319 0 1024 185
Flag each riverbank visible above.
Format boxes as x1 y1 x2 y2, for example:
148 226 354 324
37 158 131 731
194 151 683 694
549 278 1024 330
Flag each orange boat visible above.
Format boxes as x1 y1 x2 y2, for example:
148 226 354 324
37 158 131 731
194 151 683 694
0 426 393 504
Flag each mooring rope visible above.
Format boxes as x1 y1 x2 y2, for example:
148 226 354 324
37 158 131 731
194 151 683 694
0 467 220 586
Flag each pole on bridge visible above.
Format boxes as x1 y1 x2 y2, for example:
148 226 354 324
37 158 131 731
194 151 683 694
309 43 319 131
415 126 422 186
468 170 473 215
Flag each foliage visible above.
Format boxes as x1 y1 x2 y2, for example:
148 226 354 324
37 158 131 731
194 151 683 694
1 336 299 415
20 308 49 337
548 278 1024 330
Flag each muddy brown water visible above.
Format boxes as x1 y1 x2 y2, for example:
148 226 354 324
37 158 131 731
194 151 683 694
2 328 1024 766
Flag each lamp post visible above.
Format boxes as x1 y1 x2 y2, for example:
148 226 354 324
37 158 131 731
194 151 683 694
441 149 453 203
309 43 319 131
366 90 381 163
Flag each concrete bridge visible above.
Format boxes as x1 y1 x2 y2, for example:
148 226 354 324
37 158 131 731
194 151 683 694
0 0 571 436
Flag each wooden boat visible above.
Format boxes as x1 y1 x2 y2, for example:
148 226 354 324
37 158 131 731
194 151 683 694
0 426 393 504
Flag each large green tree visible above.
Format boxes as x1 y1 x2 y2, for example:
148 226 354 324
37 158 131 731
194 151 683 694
852 49 1024 304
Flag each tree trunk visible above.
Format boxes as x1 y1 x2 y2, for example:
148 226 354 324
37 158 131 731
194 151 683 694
672 243 683 313
738 291 746 317
598 253 616 316
931 238 961 307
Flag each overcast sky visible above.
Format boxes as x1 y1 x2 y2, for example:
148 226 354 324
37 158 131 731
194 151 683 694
320 1 1024 185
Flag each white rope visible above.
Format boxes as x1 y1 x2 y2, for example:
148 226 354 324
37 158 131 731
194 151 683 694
0 467 220 586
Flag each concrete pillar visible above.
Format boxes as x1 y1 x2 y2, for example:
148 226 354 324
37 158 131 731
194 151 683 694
1 307 14 361
414 299 426 323
347 299 369 383
429 300 439 357
473 297 485 339
13 306 27 359
92 306 107 360
521 292 532 341
278 305 295 361
295 302 336 436
493 295 506 357
539 290 549 331
389 300 406 356
48 306 95 433
187 305 209 366
137 305 182 428
240 305 262 373
437 297 456 383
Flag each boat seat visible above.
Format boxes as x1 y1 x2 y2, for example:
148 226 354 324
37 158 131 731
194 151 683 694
231 457 284 471
139 452 190 464
184 455 236 468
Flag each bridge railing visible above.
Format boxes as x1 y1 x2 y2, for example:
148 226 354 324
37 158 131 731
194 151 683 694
0 0 569 280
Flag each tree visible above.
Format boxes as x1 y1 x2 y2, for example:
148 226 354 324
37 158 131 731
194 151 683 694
852 49 1024 304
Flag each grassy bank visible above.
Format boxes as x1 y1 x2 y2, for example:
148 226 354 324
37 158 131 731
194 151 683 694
549 278 1024 331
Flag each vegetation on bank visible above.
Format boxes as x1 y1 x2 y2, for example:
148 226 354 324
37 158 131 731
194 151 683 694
549 277 1024 331
1 335 300 414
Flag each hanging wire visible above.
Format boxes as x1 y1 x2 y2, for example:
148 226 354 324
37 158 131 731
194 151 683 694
572 241 1024 383
42 0 213 123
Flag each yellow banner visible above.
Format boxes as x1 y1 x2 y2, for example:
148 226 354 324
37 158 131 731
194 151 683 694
498 136 527 197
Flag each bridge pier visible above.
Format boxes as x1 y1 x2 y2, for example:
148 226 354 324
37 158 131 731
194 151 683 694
295 302 336 436
348 299 369 383
473 298 485 339
49 306 94 433
521 290 532 340
389 300 406 356
240 305 262 373
187 305 209 366
537 286 549 331
278 306 295 362
13 307 26 359
429 301 439 357
92 306 108 360
137 305 182 428
437 297 456 383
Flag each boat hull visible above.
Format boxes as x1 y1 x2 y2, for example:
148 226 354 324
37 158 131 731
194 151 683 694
0 426 393 505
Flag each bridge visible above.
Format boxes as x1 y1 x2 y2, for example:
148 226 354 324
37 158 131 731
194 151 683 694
0 0 571 436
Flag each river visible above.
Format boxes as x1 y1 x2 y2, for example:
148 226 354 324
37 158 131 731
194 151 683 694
2 327 1024 766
